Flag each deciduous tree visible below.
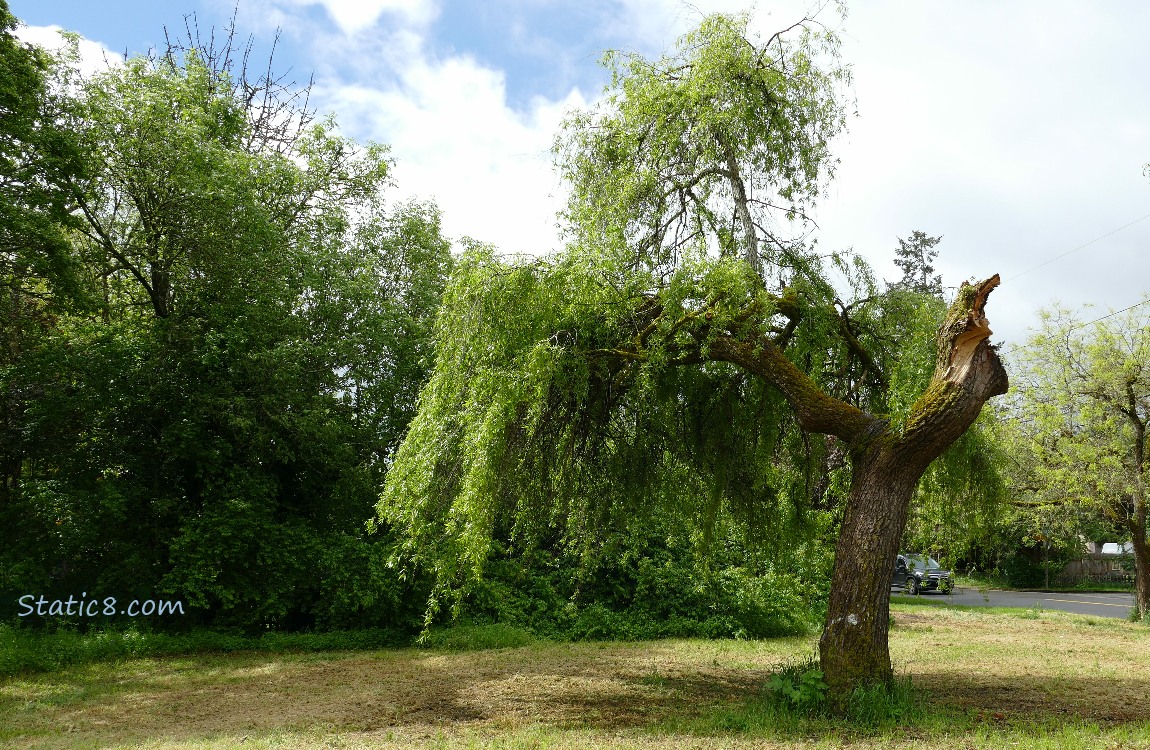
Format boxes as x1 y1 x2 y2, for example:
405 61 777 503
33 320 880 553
0 0 88 519
1012 302 1150 616
379 12 1007 704
0 0 86 302
1 16 451 629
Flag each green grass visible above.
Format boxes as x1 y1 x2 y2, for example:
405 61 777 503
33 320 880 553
955 572 1134 593
0 621 537 679
419 623 539 651
0 624 408 678
4 606 1150 748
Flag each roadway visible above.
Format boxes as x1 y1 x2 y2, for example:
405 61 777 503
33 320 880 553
892 587 1135 619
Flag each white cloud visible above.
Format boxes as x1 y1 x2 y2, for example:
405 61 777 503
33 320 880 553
273 0 438 35
321 47 588 256
14 24 120 76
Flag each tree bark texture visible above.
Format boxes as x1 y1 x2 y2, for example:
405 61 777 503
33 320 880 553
1129 450 1149 620
817 276 1008 703
712 275 1007 703
1131 526 1150 620
818 448 919 695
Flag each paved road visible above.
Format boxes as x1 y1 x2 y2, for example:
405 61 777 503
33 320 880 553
892 587 1135 619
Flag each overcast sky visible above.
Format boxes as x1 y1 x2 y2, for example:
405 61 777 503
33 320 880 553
12 0 1150 346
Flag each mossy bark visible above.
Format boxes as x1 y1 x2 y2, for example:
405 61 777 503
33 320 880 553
714 275 1008 707
817 447 919 697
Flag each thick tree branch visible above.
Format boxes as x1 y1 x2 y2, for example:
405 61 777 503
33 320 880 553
899 275 1009 463
707 333 879 445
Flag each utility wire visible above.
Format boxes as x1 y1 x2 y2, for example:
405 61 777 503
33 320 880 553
1068 297 1150 331
1005 211 1150 281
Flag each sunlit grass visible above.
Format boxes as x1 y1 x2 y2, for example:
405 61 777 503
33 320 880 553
3 604 1150 748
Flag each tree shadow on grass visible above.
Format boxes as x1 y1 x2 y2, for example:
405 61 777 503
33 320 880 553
671 670 1150 743
6 645 1150 748
0 644 777 748
913 671 1150 724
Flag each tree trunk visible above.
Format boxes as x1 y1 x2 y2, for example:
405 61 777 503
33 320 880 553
1132 529 1150 621
705 275 1007 705
815 276 1009 705
819 446 920 697
1130 415 1148 620
1129 456 1149 619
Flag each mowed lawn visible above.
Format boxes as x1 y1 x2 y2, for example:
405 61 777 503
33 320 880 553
4 603 1150 749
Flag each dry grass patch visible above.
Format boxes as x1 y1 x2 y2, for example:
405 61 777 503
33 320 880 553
890 605 1150 723
3 606 1150 748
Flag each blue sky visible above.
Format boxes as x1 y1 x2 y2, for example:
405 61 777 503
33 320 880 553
12 0 1150 345
13 0 621 110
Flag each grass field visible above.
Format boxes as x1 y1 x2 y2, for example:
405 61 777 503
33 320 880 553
3 602 1150 749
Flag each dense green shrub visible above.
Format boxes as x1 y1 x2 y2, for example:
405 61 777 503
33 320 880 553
1002 551 1067 589
454 526 824 641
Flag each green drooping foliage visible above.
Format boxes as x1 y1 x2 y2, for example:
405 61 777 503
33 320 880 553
378 12 1003 642
556 11 850 279
0 20 450 631
901 409 1008 567
380 247 829 621
456 514 829 642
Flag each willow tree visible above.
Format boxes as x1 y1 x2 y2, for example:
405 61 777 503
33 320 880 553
379 12 1008 702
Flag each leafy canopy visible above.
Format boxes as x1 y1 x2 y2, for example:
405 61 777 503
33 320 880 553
1007 302 1150 545
0 18 452 630
556 11 850 279
0 0 87 303
378 11 965 619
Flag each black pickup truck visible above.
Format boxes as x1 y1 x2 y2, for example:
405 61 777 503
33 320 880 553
892 553 954 595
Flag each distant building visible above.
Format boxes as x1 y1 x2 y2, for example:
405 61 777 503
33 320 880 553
1059 541 1134 585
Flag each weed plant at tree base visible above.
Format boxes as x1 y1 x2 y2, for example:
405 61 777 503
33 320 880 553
766 654 918 726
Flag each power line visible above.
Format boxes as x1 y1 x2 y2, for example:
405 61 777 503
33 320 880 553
1005 211 1150 281
1068 298 1150 331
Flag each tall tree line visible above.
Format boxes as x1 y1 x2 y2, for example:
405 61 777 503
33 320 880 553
0 2 451 630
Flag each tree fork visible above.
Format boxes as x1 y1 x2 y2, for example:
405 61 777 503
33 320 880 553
818 275 1008 704
712 275 1006 704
